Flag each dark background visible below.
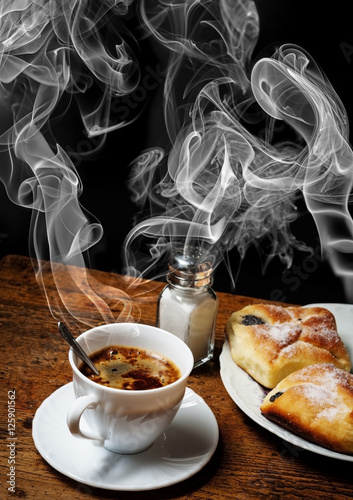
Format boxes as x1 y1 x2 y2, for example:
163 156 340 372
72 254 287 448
0 1 352 305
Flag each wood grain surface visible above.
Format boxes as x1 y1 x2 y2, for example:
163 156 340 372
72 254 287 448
0 255 352 500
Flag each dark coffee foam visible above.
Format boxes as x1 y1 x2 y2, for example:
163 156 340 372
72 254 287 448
80 345 181 390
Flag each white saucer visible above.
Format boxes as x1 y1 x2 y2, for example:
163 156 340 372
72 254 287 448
32 383 219 491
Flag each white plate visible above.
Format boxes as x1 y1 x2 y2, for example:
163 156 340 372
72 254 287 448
32 383 219 491
220 303 353 461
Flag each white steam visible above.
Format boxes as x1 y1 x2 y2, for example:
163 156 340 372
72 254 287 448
0 0 352 327
123 0 353 300
0 0 139 327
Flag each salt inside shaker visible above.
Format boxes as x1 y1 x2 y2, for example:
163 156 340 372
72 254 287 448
156 247 218 368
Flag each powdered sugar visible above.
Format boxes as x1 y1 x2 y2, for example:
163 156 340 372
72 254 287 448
254 323 300 345
300 383 333 408
319 406 340 421
251 308 345 359
290 364 353 422
303 325 340 341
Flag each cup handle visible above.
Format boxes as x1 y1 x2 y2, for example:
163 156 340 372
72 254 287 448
67 395 105 446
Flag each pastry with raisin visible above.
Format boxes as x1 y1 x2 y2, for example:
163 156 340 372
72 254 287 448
225 304 351 388
260 363 353 454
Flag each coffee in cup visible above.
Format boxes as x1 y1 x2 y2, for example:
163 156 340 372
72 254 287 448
67 323 194 454
79 345 181 390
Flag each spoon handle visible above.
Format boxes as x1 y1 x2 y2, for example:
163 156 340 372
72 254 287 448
58 322 99 376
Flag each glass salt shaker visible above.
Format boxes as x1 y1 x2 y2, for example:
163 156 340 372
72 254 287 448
156 247 218 368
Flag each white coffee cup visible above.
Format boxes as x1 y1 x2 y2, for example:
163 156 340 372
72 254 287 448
67 322 194 454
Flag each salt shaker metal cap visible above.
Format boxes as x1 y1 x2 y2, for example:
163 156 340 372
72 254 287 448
167 246 213 288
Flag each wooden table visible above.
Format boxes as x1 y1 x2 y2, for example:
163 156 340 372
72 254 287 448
0 254 352 500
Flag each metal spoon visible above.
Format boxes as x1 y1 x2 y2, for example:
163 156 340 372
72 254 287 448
58 321 99 375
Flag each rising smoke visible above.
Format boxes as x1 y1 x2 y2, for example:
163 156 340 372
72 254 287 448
123 0 353 301
0 0 352 329
0 0 139 326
